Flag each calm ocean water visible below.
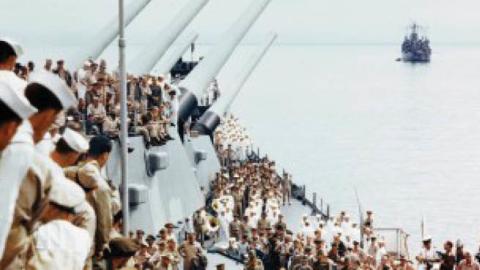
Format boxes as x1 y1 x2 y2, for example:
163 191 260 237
220 44 480 254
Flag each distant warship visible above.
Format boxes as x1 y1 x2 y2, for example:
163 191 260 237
401 23 431 62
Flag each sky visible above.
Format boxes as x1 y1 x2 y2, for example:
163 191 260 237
1 0 480 65
1 0 480 47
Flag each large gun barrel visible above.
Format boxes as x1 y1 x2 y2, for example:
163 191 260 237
153 31 199 76
128 0 208 75
177 0 272 123
72 0 151 69
192 33 277 135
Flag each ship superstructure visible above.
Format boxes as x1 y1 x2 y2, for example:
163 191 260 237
401 23 431 62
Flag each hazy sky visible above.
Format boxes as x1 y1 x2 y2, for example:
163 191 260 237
1 0 480 47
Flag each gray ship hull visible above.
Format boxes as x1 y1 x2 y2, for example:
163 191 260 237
184 135 221 190
402 52 430 62
106 129 204 234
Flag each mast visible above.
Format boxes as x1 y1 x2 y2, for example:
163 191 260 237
354 187 365 248
118 0 129 236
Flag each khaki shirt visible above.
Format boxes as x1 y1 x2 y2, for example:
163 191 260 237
75 160 113 255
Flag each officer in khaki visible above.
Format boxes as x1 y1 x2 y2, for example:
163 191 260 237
0 71 77 269
66 135 114 256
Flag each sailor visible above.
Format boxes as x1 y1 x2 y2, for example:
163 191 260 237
178 233 204 270
32 176 91 270
282 172 292 205
167 86 178 126
0 82 37 258
49 128 97 269
367 236 378 261
0 71 77 269
104 237 140 270
416 236 440 270
65 135 114 257
275 214 287 231
0 37 26 91
376 239 388 264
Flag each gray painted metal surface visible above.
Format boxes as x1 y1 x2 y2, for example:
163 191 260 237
186 136 221 190
107 129 204 234
127 0 208 75
71 0 151 69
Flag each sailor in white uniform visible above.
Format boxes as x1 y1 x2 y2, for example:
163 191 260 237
0 38 26 92
0 82 37 258
0 71 78 269
416 236 440 270
34 176 91 270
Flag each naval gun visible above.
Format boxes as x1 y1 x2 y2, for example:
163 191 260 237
193 33 277 136
177 0 272 124
153 31 199 76
71 0 151 69
127 0 208 75
185 33 277 189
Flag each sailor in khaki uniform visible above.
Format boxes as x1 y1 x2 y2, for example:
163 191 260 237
0 71 77 269
104 237 140 270
32 176 91 270
65 135 114 257
0 82 37 259
49 128 97 269
49 128 96 238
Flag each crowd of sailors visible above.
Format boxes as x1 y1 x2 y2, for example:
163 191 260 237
11 51 221 148
2 38 480 270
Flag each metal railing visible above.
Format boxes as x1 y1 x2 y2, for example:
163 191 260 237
374 227 410 259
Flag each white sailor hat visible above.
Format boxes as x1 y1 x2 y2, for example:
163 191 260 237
62 128 89 153
0 81 36 119
50 177 85 213
422 235 432 242
0 37 23 57
28 71 77 109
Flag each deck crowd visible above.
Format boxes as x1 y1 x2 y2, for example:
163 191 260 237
2 39 480 270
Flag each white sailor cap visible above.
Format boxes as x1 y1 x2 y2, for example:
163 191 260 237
62 128 89 153
0 81 37 119
28 71 77 109
50 177 85 213
422 235 432 242
0 37 23 57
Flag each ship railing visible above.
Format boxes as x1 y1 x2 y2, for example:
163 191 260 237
373 227 410 259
